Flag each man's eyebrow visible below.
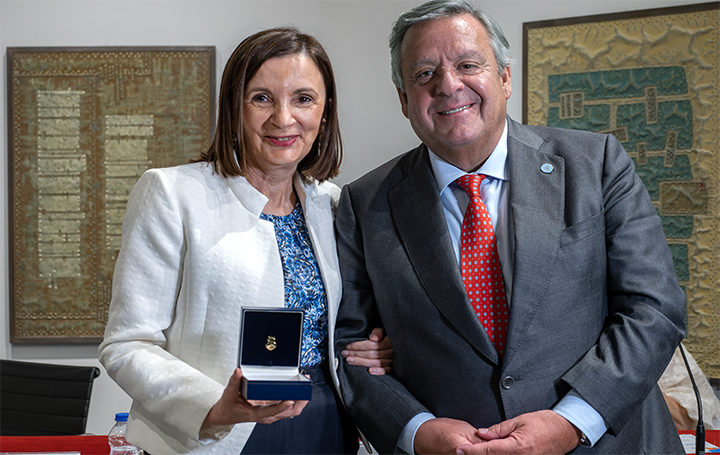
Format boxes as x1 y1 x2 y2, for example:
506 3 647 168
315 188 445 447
406 51 488 72
455 51 487 63
407 59 437 72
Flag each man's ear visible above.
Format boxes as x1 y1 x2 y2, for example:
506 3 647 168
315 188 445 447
501 66 512 100
397 87 410 119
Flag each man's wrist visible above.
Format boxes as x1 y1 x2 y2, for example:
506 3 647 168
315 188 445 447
397 412 435 454
564 418 589 449
578 430 591 447
552 390 608 446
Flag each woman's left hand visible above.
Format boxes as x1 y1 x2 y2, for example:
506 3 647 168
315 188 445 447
341 327 393 375
201 368 308 434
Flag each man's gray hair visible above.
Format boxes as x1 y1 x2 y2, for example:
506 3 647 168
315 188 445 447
389 0 513 92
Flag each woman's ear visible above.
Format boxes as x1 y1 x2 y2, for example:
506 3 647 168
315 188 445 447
324 98 333 122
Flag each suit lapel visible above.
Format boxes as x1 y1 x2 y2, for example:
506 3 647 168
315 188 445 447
388 147 499 364
503 120 565 364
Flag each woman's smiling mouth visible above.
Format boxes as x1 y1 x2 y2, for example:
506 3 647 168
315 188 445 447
266 135 298 146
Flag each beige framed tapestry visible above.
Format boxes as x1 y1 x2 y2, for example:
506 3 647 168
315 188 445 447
7 46 215 343
524 2 719 377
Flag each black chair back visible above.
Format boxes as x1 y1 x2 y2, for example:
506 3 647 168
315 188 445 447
0 359 100 436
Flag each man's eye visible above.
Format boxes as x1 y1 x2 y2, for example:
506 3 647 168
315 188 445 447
459 63 481 73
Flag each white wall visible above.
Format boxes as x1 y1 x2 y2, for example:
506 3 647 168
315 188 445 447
1 0 714 436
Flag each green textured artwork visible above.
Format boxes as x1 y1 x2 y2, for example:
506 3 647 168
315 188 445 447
524 3 720 377
7 47 215 343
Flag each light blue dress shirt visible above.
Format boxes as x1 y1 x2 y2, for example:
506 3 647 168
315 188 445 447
396 122 607 454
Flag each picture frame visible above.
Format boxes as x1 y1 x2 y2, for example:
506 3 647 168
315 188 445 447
7 46 215 343
523 3 720 377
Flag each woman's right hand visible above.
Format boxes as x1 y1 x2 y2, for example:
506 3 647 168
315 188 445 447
201 368 308 432
341 327 393 375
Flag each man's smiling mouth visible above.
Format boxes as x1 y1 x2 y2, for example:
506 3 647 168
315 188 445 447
440 104 472 115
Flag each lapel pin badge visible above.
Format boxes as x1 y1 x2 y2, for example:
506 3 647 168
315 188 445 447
265 335 277 351
540 163 554 174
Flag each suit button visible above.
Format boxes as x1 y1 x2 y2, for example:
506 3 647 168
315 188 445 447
501 376 515 389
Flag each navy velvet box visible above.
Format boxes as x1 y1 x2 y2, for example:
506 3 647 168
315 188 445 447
238 307 312 401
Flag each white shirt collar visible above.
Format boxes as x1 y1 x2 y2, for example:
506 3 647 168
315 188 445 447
428 120 509 193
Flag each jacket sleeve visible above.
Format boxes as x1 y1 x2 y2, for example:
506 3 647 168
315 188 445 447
97 169 229 444
334 184 430 454
560 134 686 435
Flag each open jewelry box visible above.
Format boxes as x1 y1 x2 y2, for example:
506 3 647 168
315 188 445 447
238 307 312 401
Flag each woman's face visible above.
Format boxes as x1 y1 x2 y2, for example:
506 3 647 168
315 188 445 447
242 53 326 176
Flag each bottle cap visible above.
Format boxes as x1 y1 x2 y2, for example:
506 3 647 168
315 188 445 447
114 412 129 422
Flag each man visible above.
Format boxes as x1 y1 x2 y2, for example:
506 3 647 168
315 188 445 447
334 1 686 454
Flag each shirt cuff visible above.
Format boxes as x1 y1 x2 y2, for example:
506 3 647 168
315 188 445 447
552 390 608 447
397 412 435 454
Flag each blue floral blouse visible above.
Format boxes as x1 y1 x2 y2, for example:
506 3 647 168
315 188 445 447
260 203 328 367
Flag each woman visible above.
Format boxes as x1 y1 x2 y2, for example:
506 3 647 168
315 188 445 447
98 28 390 454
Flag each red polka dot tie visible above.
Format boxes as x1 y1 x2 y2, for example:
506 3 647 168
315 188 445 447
456 174 509 357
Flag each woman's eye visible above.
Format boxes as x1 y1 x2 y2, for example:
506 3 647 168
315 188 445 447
297 95 314 104
251 94 270 104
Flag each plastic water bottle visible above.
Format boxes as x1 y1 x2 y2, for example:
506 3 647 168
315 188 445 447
108 413 140 455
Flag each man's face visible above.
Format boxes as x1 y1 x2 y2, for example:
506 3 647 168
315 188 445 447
398 13 512 171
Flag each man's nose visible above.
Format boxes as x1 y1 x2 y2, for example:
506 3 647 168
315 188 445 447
435 69 463 96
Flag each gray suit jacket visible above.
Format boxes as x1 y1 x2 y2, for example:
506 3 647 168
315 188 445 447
335 118 686 454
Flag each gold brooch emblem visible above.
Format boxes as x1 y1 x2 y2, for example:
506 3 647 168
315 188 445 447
265 335 277 351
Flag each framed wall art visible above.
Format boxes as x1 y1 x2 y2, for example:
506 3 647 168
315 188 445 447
524 3 719 377
7 46 215 343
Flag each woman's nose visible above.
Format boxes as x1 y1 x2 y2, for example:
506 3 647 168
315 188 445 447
271 102 295 127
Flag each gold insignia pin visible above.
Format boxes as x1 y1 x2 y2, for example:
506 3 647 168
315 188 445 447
265 335 277 351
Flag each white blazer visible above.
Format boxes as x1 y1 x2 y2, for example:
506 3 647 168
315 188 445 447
98 162 342 454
